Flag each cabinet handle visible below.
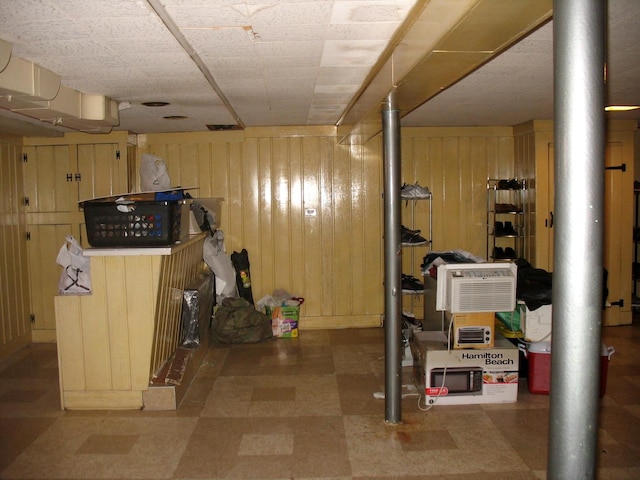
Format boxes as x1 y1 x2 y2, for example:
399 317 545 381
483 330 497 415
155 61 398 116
549 211 554 228
66 173 73 182
75 173 82 182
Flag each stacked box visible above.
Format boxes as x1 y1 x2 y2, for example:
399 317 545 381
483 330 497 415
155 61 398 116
411 330 519 406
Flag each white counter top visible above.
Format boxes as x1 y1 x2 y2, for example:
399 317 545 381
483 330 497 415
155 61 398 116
84 232 207 257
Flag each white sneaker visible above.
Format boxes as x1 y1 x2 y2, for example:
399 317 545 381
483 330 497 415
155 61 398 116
401 182 430 199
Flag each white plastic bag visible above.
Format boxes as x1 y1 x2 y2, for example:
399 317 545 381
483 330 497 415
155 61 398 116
140 153 171 191
56 235 91 295
202 230 238 303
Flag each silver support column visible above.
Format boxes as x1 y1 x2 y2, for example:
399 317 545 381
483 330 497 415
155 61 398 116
549 1 606 478
382 90 402 424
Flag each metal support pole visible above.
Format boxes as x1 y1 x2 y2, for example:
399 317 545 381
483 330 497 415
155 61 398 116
549 0 606 478
382 90 402 424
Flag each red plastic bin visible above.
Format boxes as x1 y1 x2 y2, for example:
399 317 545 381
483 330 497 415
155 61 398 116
526 342 615 397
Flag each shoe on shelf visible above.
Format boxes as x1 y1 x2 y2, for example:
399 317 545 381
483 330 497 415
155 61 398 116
401 224 421 236
492 247 505 259
494 221 504 236
401 182 431 199
401 229 428 246
495 203 522 213
504 247 516 259
402 274 424 294
502 221 517 236
402 313 423 331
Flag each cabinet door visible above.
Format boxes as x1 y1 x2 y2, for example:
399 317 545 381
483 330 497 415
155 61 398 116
77 143 128 202
23 145 78 213
28 223 82 342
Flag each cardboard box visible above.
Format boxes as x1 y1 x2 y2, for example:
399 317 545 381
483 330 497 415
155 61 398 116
265 305 299 338
447 311 495 349
520 302 552 343
411 330 519 406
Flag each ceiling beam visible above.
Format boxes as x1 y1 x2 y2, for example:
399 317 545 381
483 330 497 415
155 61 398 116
337 0 553 144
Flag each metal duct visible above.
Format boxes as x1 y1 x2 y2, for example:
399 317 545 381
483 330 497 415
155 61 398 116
0 39 10 72
0 55 60 101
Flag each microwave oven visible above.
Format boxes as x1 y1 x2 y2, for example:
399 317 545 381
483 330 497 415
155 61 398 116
428 366 483 396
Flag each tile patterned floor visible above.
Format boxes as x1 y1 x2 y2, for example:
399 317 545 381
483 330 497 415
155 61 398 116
1 320 639 480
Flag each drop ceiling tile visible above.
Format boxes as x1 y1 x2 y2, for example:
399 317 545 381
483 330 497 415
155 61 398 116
255 40 324 57
249 24 328 42
326 22 402 41
56 0 153 18
321 39 388 67
202 56 260 70
247 2 333 27
183 28 256 56
261 66 319 79
316 66 372 83
259 56 319 69
314 84 360 95
330 0 416 24
164 3 259 27
0 0 65 23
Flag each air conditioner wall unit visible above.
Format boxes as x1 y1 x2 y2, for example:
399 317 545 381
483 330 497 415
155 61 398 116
436 262 517 313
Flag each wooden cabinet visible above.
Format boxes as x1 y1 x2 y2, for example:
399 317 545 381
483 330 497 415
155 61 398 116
54 234 206 410
22 132 131 341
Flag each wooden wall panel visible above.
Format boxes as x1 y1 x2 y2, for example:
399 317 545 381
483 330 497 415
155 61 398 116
0 136 32 358
137 126 514 329
401 127 514 257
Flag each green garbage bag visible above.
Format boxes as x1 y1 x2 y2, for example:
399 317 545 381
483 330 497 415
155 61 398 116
211 297 273 344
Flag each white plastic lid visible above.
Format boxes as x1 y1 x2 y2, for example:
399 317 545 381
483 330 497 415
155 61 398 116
527 341 551 354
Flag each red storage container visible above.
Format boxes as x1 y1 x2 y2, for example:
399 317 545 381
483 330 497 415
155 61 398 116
526 342 614 397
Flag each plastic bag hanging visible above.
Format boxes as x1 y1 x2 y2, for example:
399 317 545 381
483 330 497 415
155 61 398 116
56 235 92 295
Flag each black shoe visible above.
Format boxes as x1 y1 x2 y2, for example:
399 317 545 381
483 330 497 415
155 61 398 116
493 247 505 259
402 274 424 294
494 221 504 236
502 221 517 236
506 178 522 189
495 203 522 213
504 247 516 259
401 224 421 236
402 230 428 246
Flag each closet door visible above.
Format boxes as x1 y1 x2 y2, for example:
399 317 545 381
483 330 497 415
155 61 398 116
603 141 633 326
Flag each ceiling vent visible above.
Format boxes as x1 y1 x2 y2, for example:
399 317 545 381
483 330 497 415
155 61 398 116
206 124 242 131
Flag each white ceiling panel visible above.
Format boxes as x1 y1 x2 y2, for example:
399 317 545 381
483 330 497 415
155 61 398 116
0 0 637 136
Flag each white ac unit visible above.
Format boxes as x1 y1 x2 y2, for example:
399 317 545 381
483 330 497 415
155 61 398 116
436 263 517 313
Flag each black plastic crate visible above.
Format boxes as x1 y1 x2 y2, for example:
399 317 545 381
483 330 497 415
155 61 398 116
83 200 183 247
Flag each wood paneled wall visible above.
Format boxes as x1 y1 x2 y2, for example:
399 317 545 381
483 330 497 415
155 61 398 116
139 126 514 328
0 134 31 358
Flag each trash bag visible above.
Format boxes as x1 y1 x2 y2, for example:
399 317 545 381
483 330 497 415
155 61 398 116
140 153 171 191
515 258 552 310
56 235 91 295
231 248 254 305
211 297 273 344
202 230 238 303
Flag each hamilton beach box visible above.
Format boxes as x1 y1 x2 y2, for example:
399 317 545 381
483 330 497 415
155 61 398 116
411 330 519 406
